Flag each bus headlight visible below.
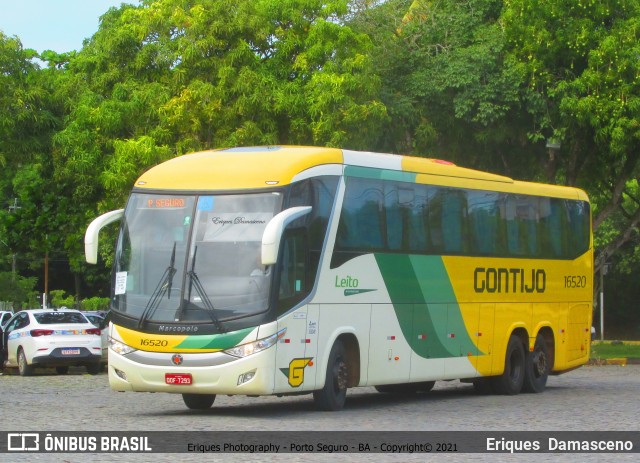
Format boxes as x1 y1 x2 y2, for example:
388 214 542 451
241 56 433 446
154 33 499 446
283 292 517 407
224 329 286 358
109 337 137 355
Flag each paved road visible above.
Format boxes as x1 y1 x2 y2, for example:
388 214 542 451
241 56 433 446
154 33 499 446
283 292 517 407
0 364 638 462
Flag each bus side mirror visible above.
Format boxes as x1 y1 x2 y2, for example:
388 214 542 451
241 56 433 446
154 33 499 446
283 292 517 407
85 209 124 264
262 206 312 266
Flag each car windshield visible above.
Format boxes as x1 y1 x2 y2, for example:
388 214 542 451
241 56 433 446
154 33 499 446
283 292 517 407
85 315 106 328
112 191 283 327
34 312 88 324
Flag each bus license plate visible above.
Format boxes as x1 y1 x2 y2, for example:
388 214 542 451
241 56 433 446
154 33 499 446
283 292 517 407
165 373 192 385
61 349 80 355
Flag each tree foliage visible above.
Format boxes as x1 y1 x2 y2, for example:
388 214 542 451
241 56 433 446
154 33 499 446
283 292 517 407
366 0 640 277
501 0 640 272
54 0 386 202
0 32 55 167
0 32 67 297
0 272 38 309
361 0 544 178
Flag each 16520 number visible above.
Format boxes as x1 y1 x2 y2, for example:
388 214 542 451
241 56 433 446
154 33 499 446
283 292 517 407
564 275 587 288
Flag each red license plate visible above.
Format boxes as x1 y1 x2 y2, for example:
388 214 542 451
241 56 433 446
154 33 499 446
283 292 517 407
165 373 192 385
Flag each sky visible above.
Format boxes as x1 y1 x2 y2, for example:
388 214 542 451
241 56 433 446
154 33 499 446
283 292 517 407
0 0 137 54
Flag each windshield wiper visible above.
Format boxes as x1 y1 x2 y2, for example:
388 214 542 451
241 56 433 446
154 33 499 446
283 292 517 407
185 246 226 333
138 242 177 329
166 241 177 298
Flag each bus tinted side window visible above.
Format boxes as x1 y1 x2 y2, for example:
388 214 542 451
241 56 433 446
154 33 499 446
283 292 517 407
566 200 591 257
333 177 385 266
441 189 466 254
279 177 339 312
332 175 591 267
504 195 540 257
468 190 500 255
277 229 307 311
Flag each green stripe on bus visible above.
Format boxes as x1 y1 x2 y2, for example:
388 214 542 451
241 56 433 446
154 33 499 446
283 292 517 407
175 327 254 350
375 254 482 359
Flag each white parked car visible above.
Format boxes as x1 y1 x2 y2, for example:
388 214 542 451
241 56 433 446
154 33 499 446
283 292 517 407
0 308 102 376
82 312 109 364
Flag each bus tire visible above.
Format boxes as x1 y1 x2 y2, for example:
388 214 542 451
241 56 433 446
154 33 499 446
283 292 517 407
523 333 549 393
491 335 525 395
472 378 493 395
313 340 348 411
182 393 216 410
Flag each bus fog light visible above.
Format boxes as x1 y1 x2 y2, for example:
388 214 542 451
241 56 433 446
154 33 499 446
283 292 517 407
114 368 128 381
238 370 256 385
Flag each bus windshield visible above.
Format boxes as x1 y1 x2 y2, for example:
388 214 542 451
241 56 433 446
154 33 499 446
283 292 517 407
112 192 283 328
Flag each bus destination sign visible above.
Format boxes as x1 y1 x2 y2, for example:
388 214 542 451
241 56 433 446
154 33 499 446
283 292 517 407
144 198 186 209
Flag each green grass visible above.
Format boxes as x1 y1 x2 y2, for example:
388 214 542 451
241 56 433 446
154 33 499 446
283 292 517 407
590 341 640 359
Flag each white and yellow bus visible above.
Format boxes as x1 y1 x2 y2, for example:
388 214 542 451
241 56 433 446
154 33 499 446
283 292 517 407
85 146 593 411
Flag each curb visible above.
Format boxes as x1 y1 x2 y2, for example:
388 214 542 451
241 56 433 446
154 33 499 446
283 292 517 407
589 358 640 366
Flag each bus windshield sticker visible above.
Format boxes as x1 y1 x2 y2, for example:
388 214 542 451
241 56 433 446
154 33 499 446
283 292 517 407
203 213 272 242
115 272 127 295
197 196 214 211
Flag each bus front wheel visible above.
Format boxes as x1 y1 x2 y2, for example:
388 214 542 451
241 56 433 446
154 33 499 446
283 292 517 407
313 340 348 411
182 393 216 410
491 335 525 395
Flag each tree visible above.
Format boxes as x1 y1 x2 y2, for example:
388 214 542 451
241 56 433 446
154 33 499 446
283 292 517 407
55 0 387 184
364 0 544 179
0 272 38 309
373 0 640 275
49 289 75 309
501 0 640 273
0 32 54 168
0 33 64 295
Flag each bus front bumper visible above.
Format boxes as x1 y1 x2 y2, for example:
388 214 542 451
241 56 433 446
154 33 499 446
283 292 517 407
107 348 276 396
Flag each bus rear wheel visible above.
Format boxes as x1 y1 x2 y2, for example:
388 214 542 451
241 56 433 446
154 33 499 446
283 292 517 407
182 393 216 410
313 340 348 411
472 378 493 395
491 335 525 395
523 333 549 393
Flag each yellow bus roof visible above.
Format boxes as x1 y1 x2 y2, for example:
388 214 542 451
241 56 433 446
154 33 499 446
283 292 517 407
133 146 588 201
135 146 343 190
